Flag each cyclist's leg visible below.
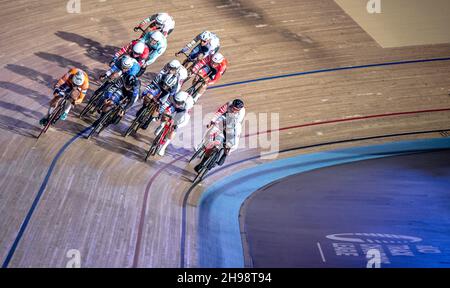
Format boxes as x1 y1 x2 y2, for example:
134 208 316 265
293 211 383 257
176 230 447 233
218 129 240 165
47 96 60 116
194 146 217 173
216 147 228 166
61 89 79 120
49 84 71 115
136 65 147 77
192 67 209 102
193 82 208 103
158 112 190 156
188 45 202 62
154 105 173 135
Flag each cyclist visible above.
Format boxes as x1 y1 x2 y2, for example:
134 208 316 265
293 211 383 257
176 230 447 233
40 68 89 125
194 99 245 172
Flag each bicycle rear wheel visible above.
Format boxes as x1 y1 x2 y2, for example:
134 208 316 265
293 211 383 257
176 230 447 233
80 92 101 118
87 109 111 139
193 148 220 182
145 137 160 162
124 102 155 137
144 120 168 161
189 145 205 163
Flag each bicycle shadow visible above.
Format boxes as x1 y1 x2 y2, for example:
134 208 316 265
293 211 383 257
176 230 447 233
88 132 148 162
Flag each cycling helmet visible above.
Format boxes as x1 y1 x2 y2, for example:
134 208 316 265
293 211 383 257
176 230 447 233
174 91 189 106
150 31 164 43
212 52 224 64
132 42 145 55
121 56 134 70
199 31 212 42
72 70 85 86
124 75 137 90
162 73 177 90
167 59 181 72
155 13 168 27
231 99 244 111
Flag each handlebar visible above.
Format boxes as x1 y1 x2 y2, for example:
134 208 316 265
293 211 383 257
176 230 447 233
134 26 145 33
177 51 190 58
190 71 211 84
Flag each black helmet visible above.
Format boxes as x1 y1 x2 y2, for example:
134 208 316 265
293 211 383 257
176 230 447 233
162 73 177 91
124 75 136 89
231 98 244 110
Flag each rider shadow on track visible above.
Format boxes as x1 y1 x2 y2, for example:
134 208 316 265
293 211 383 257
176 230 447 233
34 52 104 83
4 64 56 89
78 111 148 161
0 100 44 120
55 31 119 65
89 133 148 162
0 81 50 107
165 156 197 181
34 51 102 97
0 114 41 138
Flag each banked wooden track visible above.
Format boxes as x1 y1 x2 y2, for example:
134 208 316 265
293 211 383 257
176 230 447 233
0 0 449 267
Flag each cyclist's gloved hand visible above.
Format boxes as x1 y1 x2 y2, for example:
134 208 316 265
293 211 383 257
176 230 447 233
109 58 117 67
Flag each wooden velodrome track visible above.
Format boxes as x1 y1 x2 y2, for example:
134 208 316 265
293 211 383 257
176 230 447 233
0 0 449 267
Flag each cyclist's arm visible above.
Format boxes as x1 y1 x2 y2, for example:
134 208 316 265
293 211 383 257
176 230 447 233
74 79 89 104
54 70 71 90
181 34 200 52
158 90 170 104
191 57 208 74
146 43 167 66
139 47 150 66
114 42 131 61
138 15 155 28
208 61 227 85
210 103 228 124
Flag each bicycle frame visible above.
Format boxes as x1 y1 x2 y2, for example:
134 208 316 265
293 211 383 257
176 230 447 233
37 93 71 138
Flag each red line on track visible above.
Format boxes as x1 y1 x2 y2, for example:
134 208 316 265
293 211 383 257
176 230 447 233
245 108 450 137
132 155 186 268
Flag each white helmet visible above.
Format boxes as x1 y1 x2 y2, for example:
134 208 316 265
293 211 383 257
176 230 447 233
132 42 146 55
174 91 189 105
212 52 224 64
199 31 212 42
150 31 164 43
155 13 168 26
121 56 134 69
72 70 85 86
168 59 181 71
